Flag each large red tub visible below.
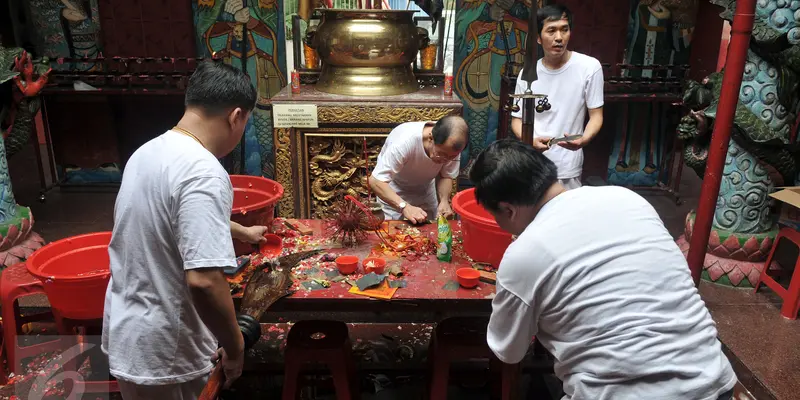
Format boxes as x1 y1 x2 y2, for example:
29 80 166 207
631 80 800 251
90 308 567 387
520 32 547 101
230 175 284 256
26 232 112 320
452 188 513 268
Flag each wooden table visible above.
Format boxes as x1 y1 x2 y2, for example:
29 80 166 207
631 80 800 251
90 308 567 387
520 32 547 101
228 219 495 322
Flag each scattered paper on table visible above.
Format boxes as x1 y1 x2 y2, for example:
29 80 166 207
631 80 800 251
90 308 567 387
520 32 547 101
356 272 386 291
301 281 327 291
442 280 460 291
389 279 407 289
349 280 398 300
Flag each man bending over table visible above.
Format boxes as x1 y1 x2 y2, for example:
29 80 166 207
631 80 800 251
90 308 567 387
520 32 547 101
469 139 737 399
368 115 468 224
103 60 266 399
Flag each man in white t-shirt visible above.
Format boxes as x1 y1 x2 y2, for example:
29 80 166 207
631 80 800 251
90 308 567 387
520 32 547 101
511 4 604 190
368 116 467 223
102 61 267 399
468 139 737 400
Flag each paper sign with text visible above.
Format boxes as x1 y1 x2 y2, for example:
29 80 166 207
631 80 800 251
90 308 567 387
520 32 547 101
272 104 319 128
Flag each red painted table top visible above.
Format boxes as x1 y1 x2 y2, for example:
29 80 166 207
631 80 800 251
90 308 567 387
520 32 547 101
228 219 496 312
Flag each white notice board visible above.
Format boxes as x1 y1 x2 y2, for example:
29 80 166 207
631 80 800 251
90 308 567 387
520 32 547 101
272 104 319 128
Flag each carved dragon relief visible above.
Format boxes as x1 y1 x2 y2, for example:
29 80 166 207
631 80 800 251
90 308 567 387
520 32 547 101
307 137 383 219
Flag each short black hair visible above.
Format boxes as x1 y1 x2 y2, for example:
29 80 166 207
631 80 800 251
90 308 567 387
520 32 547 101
469 139 558 212
432 115 468 147
537 4 573 35
185 60 257 116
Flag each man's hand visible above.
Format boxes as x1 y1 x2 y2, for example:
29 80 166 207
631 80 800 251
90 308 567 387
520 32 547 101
213 346 244 389
437 201 453 219
238 225 268 244
557 136 585 151
532 136 551 152
402 205 428 224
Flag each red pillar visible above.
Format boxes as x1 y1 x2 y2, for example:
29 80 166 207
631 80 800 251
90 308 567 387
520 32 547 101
686 0 757 286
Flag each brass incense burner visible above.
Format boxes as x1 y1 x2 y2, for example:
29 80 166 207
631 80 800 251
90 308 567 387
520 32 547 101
305 9 430 96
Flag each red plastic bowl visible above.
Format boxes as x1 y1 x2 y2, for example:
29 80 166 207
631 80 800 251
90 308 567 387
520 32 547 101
362 257 386 274
230 175 284 256
456 268 481 288
452 188 513 268
26 232 112 320
259 234 283 257
336 256 359 275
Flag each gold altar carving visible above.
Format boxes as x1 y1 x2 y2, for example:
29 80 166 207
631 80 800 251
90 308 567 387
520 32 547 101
317 106 457 124
274 128 294 215
307 134 386 218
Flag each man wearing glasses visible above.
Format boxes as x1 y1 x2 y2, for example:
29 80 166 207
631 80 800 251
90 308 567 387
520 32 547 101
369 115 468 224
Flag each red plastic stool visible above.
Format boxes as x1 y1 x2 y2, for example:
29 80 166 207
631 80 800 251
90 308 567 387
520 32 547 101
754 226 800 319
428 317 521 400
282 320 358 400
54 316 119 397
0 318 7 384
0 263 63 375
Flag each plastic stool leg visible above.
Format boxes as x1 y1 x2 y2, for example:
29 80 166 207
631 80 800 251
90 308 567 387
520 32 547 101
754 231 785 293
281 352 302 400
428 343 451 400
326 354 354 400
780 257 800 319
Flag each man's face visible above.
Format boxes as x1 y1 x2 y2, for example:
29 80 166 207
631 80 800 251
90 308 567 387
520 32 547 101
430 143 461 164
537 17 571 58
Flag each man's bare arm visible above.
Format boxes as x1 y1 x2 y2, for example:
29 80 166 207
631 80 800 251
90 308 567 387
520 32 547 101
437 177 453 203
511 117 522 139
186 268 244 359
581 107 604 145
368 175 405 209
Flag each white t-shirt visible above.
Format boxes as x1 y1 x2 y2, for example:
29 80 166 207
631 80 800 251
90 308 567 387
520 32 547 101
488 186 737 400
101 130 237 385
371 121 460 219
512 52 604 179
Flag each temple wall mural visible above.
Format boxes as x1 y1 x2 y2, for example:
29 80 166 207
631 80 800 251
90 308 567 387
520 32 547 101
453 0 533 169
607 0 698 187
24 0 103 71
193 0 288 179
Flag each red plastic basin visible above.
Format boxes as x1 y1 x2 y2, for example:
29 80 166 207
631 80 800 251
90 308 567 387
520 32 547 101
230 175 284 256
26 232 112 320
452 188 513 268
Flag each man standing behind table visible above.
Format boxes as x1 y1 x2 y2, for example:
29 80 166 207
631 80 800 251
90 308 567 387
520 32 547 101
368 116 468 224
511 4 604 190
469 139 737 399
103 60 267 399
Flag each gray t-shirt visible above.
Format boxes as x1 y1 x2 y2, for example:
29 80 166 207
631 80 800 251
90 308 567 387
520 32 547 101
102 130 236 385
488 186 737 399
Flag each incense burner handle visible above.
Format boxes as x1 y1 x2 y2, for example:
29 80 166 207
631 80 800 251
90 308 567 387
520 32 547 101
416 26 430 50
304 25 319 49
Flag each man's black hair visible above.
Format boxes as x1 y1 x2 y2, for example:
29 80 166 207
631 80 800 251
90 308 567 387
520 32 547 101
469 139 558 212
537 4 573 35
185 60 257 116
431 115 468 147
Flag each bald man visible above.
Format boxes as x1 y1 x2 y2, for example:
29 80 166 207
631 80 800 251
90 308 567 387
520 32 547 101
369 116 468 224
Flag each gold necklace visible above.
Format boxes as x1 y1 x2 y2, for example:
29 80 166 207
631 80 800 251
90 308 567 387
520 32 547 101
172 126 206 149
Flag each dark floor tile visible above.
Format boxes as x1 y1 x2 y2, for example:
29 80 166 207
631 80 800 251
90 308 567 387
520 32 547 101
707 303 800 400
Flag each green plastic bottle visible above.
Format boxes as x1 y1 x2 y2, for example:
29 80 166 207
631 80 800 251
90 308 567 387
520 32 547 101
437 214 453 262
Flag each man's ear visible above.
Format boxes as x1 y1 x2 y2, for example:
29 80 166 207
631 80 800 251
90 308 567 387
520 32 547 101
537 35 542 45
229 107 246 126
496 201 515 219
